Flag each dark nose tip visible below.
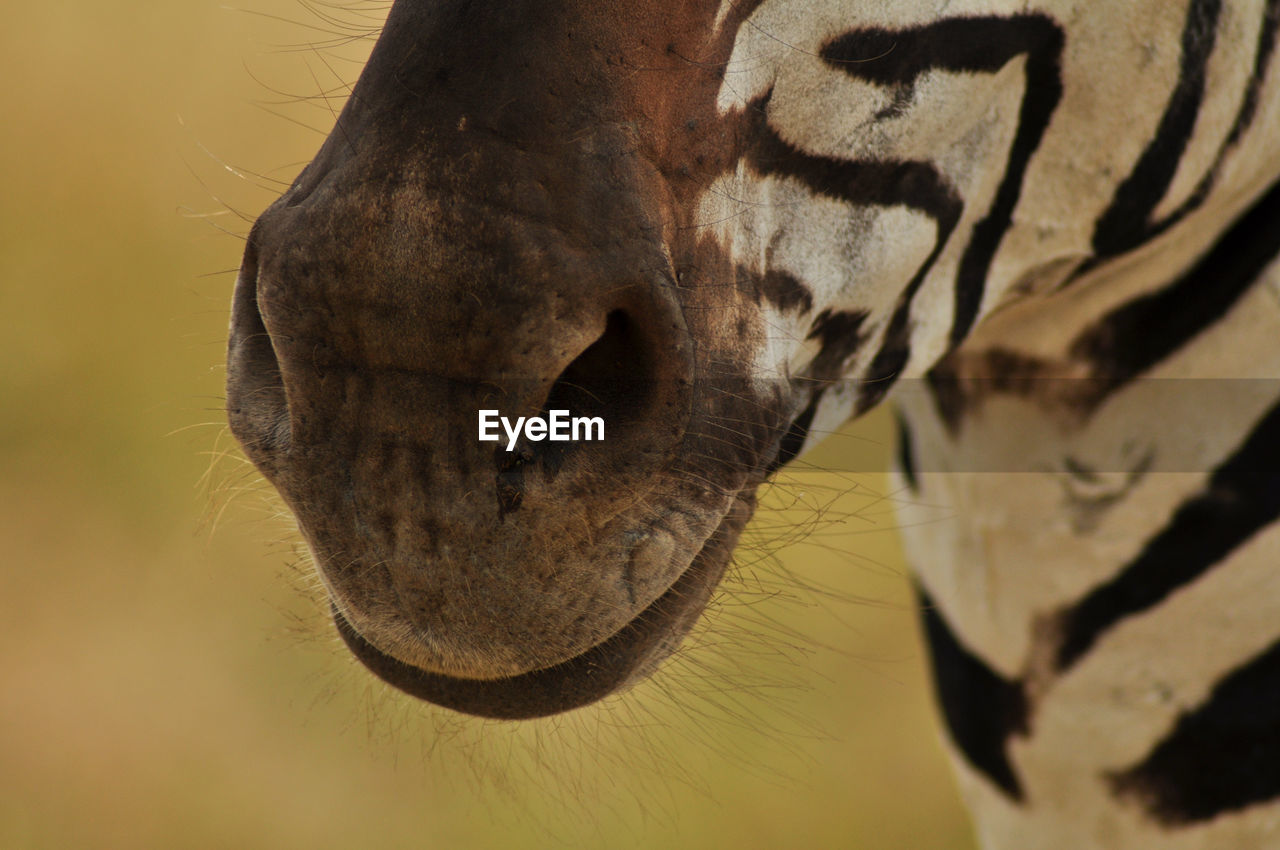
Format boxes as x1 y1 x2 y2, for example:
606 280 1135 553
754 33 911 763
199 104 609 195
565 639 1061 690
226 235 291 473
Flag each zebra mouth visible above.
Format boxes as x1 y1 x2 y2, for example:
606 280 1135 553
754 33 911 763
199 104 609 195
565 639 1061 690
331 494 753 719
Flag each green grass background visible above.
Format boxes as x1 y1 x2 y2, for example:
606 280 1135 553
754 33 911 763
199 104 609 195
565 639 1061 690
0 2 976 847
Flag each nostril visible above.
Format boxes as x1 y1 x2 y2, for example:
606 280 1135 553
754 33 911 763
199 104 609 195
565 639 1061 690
544 310 653 430
501 310 659 478
226 237 291 465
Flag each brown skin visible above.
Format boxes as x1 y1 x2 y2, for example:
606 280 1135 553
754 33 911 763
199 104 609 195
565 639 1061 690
226 0 786 718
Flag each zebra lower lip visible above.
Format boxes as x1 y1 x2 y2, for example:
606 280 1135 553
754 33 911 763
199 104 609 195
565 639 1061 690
331 494 752 719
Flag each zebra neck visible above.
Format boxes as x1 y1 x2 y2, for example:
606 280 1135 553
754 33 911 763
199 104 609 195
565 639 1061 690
891 191 1280 845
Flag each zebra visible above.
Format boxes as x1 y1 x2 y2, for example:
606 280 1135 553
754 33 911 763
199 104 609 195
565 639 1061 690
225 0 1280 846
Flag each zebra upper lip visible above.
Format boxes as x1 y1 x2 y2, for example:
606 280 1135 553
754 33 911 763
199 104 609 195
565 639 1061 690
330 493 752 719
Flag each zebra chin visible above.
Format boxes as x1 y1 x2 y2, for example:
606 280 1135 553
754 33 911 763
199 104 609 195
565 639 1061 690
328 493 754 720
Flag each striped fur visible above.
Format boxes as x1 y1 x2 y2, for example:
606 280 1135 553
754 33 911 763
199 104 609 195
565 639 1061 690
707 1 1280 845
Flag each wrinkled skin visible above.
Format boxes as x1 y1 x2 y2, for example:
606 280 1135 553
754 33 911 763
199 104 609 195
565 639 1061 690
226 0 794 717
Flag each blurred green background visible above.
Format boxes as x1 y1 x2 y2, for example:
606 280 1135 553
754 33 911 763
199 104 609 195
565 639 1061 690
0 2 975 847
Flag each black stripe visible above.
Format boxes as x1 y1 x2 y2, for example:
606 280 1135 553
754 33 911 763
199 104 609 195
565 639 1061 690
806 308 869 380
1091 0 1224 259
760 267 813 314
895 410 919 493
744 97 963 224
742 93 963 412
855 306 920 414
918 587 1027 800
1054 397 1280 671
734 261 816 314
1070 178 1280 393
767 392 821 474
823 15 1065 349
1138 0 1280 247
1228 1 1280 152
1110 637 1280 824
